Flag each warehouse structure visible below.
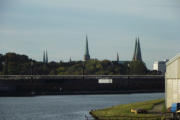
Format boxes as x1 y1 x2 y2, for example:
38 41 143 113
165 53 180 108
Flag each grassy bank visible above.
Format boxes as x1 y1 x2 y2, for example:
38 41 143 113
90 99 166 120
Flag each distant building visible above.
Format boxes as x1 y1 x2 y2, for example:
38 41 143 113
84 35 90 61
132 37 142 61
43 49 48 63
153 60 168 74
165 54 180 108
111 53 129 64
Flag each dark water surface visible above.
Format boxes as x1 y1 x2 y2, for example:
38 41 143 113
0 93 164 120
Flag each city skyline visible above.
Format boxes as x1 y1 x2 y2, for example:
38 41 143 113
0 0 180 69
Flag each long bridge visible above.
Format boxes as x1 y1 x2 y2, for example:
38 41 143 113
0 75 164 96
0 75 164 80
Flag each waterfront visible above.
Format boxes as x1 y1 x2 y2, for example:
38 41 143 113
0 93 164 120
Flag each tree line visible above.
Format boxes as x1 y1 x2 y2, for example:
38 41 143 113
0 53 161 75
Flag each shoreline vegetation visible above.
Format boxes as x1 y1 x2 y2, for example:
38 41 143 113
0 52 161 75
90 99 168 120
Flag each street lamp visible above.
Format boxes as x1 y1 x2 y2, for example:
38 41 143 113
30 61 34 95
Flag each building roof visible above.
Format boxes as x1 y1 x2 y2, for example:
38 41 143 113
166 53 180 66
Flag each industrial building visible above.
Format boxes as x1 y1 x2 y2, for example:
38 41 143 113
165 54 180 108
153 60 168 74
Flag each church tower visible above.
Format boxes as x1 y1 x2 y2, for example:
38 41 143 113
132 37 142 61
43 49 48 63
117 52 119 62
46 49 48 63
84 35 90 61
43 51 46 63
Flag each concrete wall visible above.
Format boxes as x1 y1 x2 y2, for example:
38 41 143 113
0 75 164 96
166 54 180 108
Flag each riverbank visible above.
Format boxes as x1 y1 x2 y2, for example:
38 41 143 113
90 99 168 120
0 93 164 120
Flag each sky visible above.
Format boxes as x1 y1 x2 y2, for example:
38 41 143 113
0 0 180 69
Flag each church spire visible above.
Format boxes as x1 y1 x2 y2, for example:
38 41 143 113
43 49 48 63
137 37 142 61
133 38 138 61
84 35 90 61
46 49 48 63
132 37 142 61
43 50 46 63
117 52 119 62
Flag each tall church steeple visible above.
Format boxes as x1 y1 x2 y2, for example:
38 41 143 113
46 49 48 63
137 37 142 61
117 52 119 62
43 51 46 63
84 35 90 61
43 49 48 63
132 37 142 61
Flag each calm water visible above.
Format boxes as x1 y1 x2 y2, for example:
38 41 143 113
0 93 164 120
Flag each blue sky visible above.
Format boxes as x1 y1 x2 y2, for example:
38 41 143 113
0 0 180 69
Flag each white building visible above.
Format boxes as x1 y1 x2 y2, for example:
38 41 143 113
165 54 180 108
153 60 168 74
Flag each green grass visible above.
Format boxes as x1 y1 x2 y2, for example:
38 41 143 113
90 99 165 120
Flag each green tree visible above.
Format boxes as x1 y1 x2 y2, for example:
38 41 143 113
129 61 147 75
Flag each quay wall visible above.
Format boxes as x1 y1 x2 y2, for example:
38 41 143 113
0 75 164 95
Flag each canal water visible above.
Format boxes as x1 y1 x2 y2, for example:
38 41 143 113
0 93 164 120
